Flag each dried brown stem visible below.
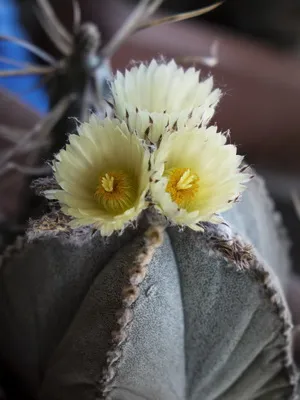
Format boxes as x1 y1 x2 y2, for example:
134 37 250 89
0 34 56 65
101 0 164 58
0 56 34 68
72 0 81 33
138 2 222 31
35 5 72 56
0 94 74 171
0 162 51 178
0 66 55 77
36 0 73 46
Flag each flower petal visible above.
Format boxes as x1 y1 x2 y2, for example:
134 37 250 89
150 126 248 229
111 59 221 143
47 117 150 236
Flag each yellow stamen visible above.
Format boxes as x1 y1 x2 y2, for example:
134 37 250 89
176 169 197 190
165 167 199 208
95 171 137 215
101 173 114 192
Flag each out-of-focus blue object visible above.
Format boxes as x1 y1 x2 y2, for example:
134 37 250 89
0 0 49 114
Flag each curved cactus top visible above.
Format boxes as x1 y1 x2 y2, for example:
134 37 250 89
0 173 298 399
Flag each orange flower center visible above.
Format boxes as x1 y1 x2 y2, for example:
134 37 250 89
165 167 199 208
95 171 137 215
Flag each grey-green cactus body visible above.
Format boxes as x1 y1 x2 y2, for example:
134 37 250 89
0 173 298 399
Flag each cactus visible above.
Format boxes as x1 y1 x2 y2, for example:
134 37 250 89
0 171 298 400
0 2 297 399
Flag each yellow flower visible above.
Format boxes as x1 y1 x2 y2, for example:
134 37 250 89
46 116 150 236
150 126 249 230
111 59 221 143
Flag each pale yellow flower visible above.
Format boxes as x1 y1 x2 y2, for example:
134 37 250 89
46 116 150 236
111 59 221 143
150 125 249 230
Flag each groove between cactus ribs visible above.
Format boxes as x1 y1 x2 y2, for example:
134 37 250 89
100 225 164 399
207 226 298 399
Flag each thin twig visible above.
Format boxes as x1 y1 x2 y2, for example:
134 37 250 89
0 34 56 65
72 0 81 34
138 2 222 31
0 162 51 178
0 124 49 153
0 56 34 68
36 0 73 45
17 70 55 96
141 0 165 21
0 66 55 77
101 0 164 58
0 125 28 144
35 4 72 56
0 94 75 170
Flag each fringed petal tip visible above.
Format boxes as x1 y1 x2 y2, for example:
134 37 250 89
111 59 222 143
48 117 150 236
150 125 248 229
